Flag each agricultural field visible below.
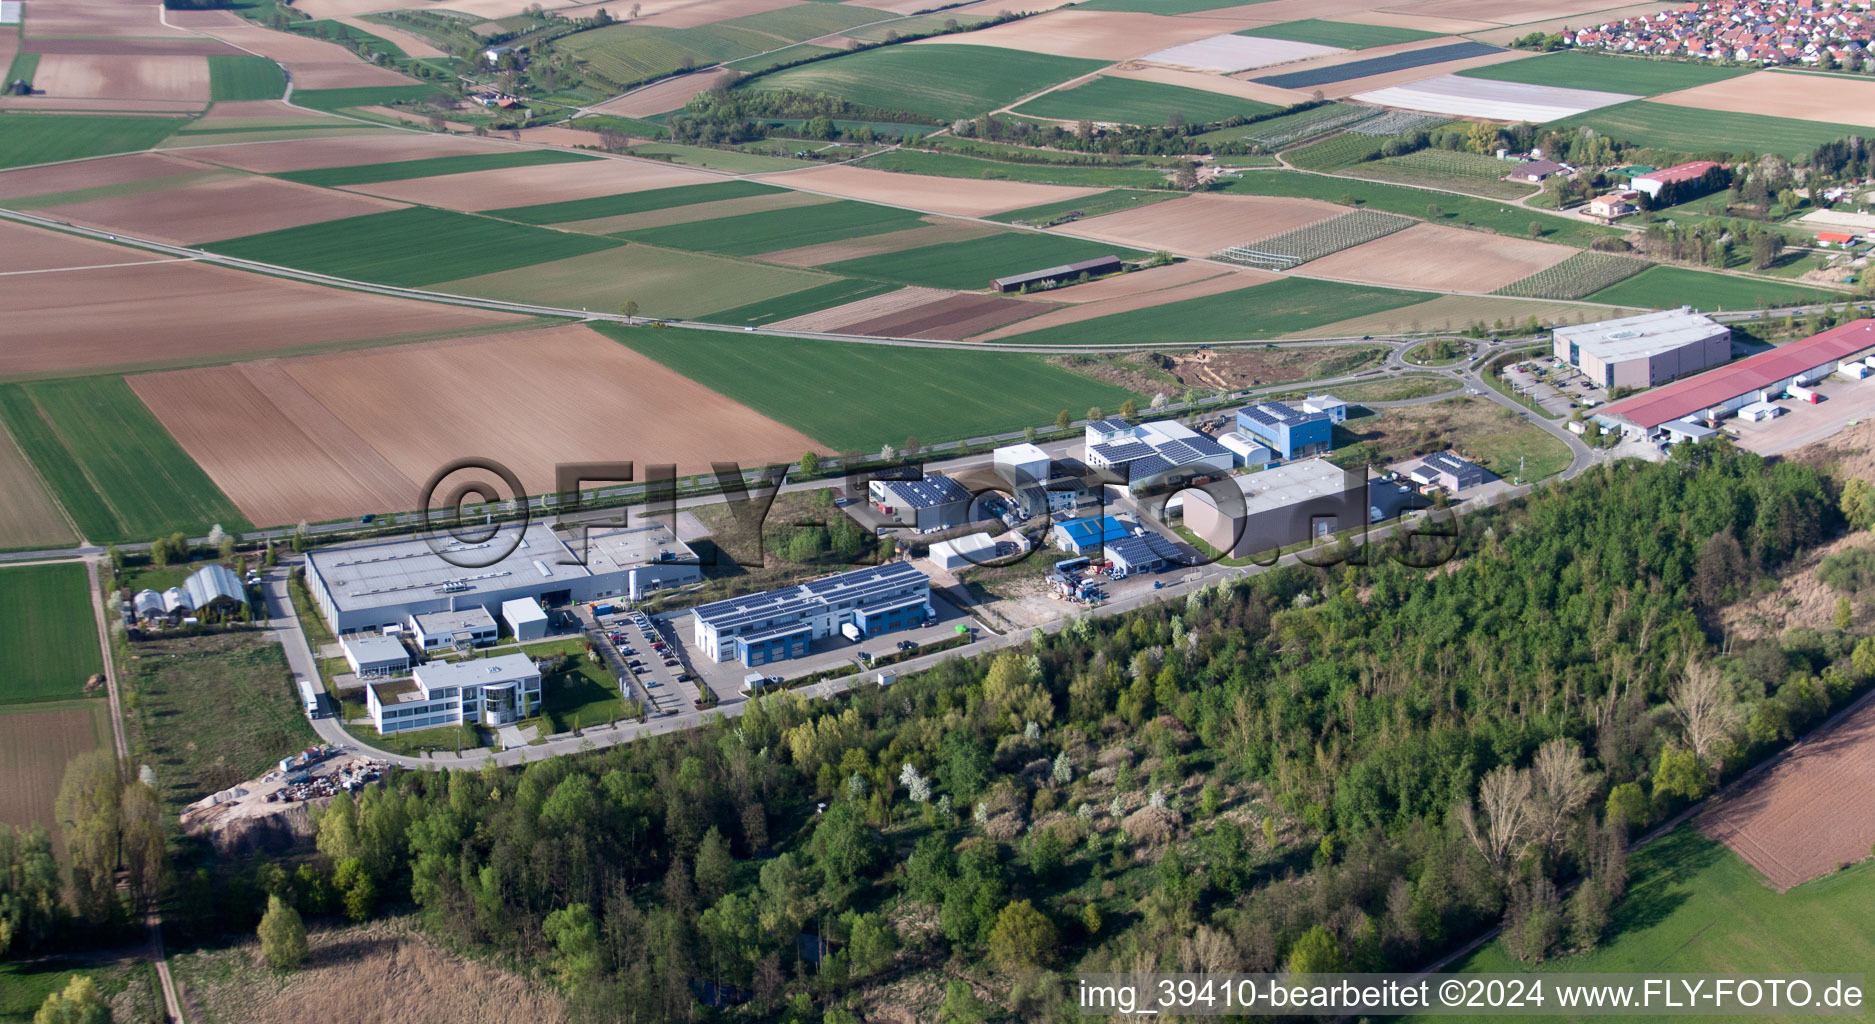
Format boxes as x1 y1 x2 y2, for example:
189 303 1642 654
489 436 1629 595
1651 70 1875 132
1252 41 1502 89
743 44 1108 121
852 149 1169 189
1586 265 1845 311
751 162 1103 217
0 114 182 169
119 631 318 811
987 188 1180 227
1193 103 1379 148
0 377 249 542
820 232 1148 290
614 199 926 255
204 207 625 288
280 84 439 112
0 563 103 704
1237 19 1441 50
603 324 1140 450
486 179 781 224
206 55 288 101
621 142 810 172
557 2 893 90
1347 148 1541 199
1074 0 1255 11
1548 100 1871 158
0 418 75 551
1284 294 1621 339
1440 829 1875 1023
968 266 1273 342
1002 276 1425 345
1282 130 1400 172
1302 222 1577 294
1051 192 1341 257
702 278 901 327
1216 170 1621 248
36 174 403 247
0 701 109 840
273 148 595 186
1211 208 1415 269
436 243 841 318
338 155 723 211
1456 50 1751 96
1013 76 1277 126
1493 250 1650 300
129 325 822 523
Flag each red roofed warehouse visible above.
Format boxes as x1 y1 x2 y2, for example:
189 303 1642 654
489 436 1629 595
1594 319 1875 436
1816 230 1858 246
1631 160 1726 199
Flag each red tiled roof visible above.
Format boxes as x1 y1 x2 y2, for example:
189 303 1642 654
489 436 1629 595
1641 160 1724 183
1817 230 1857 243
1600 319 1875 428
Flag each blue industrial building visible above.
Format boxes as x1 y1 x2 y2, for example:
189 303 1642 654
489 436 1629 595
1052 515 1131 555
1236 401 1333 460
691 561 933 667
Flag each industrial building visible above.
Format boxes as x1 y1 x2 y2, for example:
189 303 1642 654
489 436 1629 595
868 474 973 532
992 442 1052 489
1301 395 1349 424
1103 533 1187 575
1595 319 1875 437
340 634 411 679
411 607 498 651
1552 309 1731 390
928 532 999 572
692 561 933 667
1217 431 1273 468
1085 419 1234 491
1052 514 1132 555
366 653 542 735
304 522 701 637
1236 402 1333 460
992 255 1123 293
502 597 549 642
1182 459 1365 559
1408 452 1487 493
1630 160 1723 198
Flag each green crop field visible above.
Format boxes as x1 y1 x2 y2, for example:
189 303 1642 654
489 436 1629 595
287 84 442 112
1283 131 1393 171
856 148 1170 188
601 324 1140 450
821 232 1148 290
1548 100 1868 158
1433 829 1875 1023
206 207 623 287
615 198 925 255
1457 51 1751 96
1586 265 1844 311
557 24 781 85
724 44 839 75
0 377 248 543
988 189 1180 226
1014 76 1277 126
0 563 102 705
435 242 839 318
0 114 183 170
1004 277 1425 345
488 179 781 224
843 10 995 43
745 44 1108 121
207 55 288 101
1218 170 1620 247
1349 149 1541 200
623 142 808 172
1237 19 1440 50
274 148 594 186
702 278 900 326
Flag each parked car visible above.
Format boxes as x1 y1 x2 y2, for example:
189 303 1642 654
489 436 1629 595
664 658 679 667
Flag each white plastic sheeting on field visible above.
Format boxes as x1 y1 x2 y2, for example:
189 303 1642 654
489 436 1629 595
1354 74 1637 123
1142 35 1342 73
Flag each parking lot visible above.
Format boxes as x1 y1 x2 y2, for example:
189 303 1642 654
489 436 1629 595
1730 374 1875 455
1501 357 1605 417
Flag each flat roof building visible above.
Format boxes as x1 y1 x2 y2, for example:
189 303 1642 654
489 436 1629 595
1052 514 1131 555
304 522 701 636
1104 533 1186 575
410 607 498 651
1183 459 1364 559
366 652 542 734
502 597 549 642
692 561 932 668
1408 451 1487 492
992 443 1052 489
1085 419 1233 490
1237 401 1332 460
1301 395 1349 424
340 634 411 680
1553 309 1731 390
928 532 998 572
1595 319 1875 435
869 473 974 532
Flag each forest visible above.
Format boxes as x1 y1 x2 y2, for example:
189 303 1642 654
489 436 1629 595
1 441 1869 1022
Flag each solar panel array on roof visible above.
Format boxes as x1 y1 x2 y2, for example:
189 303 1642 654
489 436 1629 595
1090 440 1156 465
1126 453 1174 482
1422 452 1481 475
1092 417 1133 434
1239 402 1322 429
694 561 928 633
1105 533 1185 569
878 475 971 510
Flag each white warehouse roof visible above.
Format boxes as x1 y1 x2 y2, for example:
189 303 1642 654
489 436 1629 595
502 597 548 625
1553 308 1727 362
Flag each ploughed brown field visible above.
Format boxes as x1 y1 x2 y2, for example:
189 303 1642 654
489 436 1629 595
751 164 1102 218
185 133 515 173
170 14 420 89
129 324 823 526
830 292 1042 340
1299 222 1575 294
32 54 211 102
1702 696 1875 891
39 174 406 245
339 156 720 211
1653 71 1875 129
758 218 995 267
974 268 1278 341
0 703 104 836
1056 192 1343 257
0 152 217 202
0 221 528 377
630 0 798 28
920 9 1263 60
592 68 739 118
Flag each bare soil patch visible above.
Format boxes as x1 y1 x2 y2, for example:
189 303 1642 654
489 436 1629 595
172 917 566 1024
0 151 204 200
135 324 822 524
1057 192 1342 256
0 420 78 549
840 291 1042 340
195 99 346 124
24 36 242 55
751 163 1101 217
41 174 405 244
558 189 828 233
973 268 1277 340
1702 695 1875 891
1653 71 1875 129
932 9 1262 60
185 20 419 88
633 0 800 28
343 154 719 210
187 133 505 172
0 221 174 272
290 60 423 89
768 285 954 331
33 54 211 102
0 95 207 112
593 67 739 117
0 237 527 377
758 217 996 265
0 703 101 834
1162 341 1381 390
24 0 189 38
512 125 609 148
1300 222 1574 293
